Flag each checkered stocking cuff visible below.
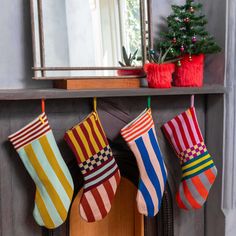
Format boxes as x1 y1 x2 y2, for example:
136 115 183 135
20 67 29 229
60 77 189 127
178 142 207 165
64 112 121 222
162 108 217 210
78 145 112 174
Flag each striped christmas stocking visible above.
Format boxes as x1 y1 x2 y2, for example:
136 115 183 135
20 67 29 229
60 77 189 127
121 108 167 217
64 112 121 222
162 107 217 210
8 113 74 229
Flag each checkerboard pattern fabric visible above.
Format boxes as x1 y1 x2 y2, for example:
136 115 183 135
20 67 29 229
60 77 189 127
178 142 207 164
121 108 167 217
9 113 74 229
64 112 120 222
162 107 217 210
79 145 111 174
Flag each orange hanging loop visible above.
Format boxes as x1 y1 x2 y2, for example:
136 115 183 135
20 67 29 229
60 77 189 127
40 99 45 124
41 98 45 113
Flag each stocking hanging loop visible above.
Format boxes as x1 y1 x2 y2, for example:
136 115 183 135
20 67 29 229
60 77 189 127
41 98 45 113
147 96 151 109
93 97 97 113
190 95 195 107
40 98 45 124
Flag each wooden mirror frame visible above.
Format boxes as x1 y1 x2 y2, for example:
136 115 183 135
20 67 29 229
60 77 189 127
30 0 152 80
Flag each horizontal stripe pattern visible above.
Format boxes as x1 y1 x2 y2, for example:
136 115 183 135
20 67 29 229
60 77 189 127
9 115 74 228
65 111 121 222
121 109 167 217
121 108 154 143
181 152 214 180
9 113 50 150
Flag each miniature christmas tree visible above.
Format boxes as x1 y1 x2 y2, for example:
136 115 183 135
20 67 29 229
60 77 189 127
157 0 221 62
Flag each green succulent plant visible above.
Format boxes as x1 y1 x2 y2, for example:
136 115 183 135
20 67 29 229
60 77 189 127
119 46 139 67
149 46 181 64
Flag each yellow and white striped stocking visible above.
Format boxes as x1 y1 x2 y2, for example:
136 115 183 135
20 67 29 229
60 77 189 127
9 113 74 229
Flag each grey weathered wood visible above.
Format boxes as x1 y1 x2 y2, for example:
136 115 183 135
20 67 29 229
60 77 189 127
0 85 226 100
0 101 42 236
205 94 225 236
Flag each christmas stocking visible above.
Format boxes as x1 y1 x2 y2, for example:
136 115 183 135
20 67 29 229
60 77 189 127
162 107 217 210
64 111 121 222
121 108 167 217
8 113 74 229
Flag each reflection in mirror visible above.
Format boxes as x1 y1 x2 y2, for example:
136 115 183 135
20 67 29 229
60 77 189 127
33 0 143 77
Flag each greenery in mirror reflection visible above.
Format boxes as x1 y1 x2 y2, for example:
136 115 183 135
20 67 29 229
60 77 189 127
125 0 141 58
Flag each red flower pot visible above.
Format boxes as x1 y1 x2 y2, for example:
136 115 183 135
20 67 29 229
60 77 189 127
144 63 175 88
174 54 205 87
117 69 145 76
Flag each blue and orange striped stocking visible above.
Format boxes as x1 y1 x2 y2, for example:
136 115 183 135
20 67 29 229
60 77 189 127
121 108 167 217
9 113 74 229
162 107 217 209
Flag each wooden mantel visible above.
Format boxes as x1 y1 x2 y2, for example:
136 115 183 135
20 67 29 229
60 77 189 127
0 85 226 100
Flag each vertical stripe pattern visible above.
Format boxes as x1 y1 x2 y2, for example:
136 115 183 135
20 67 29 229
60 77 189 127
9 113 74 229
121 108 167 217
65 112 121 222
162 107 217 210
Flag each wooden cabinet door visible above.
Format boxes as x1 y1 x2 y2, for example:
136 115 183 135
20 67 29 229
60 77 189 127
70 178 144 236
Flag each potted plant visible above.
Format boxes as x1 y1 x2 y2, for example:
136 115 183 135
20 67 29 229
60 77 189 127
144 47 178 88
118 46 144 76
157 0 221 87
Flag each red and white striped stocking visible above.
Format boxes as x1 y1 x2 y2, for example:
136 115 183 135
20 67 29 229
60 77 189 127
162 107 217 210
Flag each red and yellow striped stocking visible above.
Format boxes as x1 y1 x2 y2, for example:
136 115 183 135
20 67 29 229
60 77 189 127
162 107 217 210
64 112 121 222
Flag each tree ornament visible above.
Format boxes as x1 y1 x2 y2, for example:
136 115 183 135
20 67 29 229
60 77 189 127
172 37 177 44
177 60 182 67
150 49 156 55
192 36 197 43
180 45 185 52
189 55 192 61
184 17 190 23
189 6 194 13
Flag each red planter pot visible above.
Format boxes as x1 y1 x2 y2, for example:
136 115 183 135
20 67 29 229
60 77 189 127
174 54 205 87
117 69 145 76
144 63 175 88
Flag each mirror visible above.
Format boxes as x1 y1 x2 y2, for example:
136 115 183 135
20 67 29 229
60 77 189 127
31 0 147 78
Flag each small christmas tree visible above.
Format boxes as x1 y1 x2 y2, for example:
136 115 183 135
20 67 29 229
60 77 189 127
157 0 221 62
